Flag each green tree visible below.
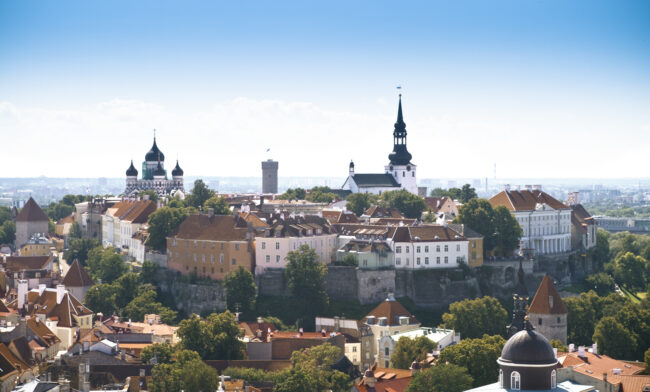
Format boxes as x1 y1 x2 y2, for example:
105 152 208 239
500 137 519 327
492 206 523 256
644 348 650 374
224 266 257 314
223 367 277 383
593 317 636 359
612 252 648 291
0 206 12 225
64 238 101 266
279 343 352 392
146 206 188 251
565 291 601 345
437 334 506 387
177 312 245 360
390 335 435 369
150 349 220 392
306 187 337 203
84 283 118 315
585 273 615 296
430 187 462 200
0 221 16 245
590 229 611 270
185 179 215 209
138 190 159 203
203 195 232 215
459 184 478 203
550 339 567 352
345 193 378 216
338 253 358 267
141 342 173 364
68 221 82 239
285 245 329 327
441 296 508 339
123 287 177 324
45 202 73 221
140 260 157 284
278 188 307 201
406 363 474 392
613 302 650 360
380 189 427 219
86 246 128 284
114 273 140 308
456 199 497 253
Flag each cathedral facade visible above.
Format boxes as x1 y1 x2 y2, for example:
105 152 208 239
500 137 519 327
342 95 418 195
124 136 185 197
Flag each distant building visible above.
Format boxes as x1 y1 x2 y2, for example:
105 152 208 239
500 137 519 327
101 199 156 251
166 213 256 280
124 135 185 197
570 204 597 251
527 276 568 344
490 185 572 255
62 259 94 301
389 225 469 270
262 159 279 194
447 223 484 268
14 197 49 249
343 95 418 195
18 233 54 257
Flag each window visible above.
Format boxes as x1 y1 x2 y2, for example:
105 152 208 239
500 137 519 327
425 245 429 252
396 257 401 265
436 257 440 264
220 243 224 250
353 346 357 352
276 242 280 250
557 317 561 323
202 254 206 262
416 246 421 253
444 256 448 264
396 246 402 254
425 257 429 264
385 347 389 356
406 258 409 265
538 318 542 325
406 247 410 253
499 370 503 387
211 254 215 263
402 172 405 177
456 256 461 263
551 370 556 389
262 242 266 249
366 352 370 359
235 243 239 251
363 260 368 266
510 371 520 390
444 245 448 252
456 244 460 251
220 254 224 264
276 255 280 263
266 255 270 263
412 172 414 177
231 258 236 265
416 257 421 265
436 245 440 252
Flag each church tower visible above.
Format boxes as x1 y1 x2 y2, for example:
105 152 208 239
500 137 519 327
385 94 417 194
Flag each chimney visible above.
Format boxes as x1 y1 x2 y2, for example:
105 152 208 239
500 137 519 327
17 279 28 310
592 343 597 355
553 348 558 358
410 360 421 376
578 346 586 358
603 373 607 383
260 196 264 206
504 184 511 191
321 329 326 337
257 316 264 324
525 185 532 191
56 284 65 304
569 343 575 352
532 184 542 191
38 284 46 296
299 328 303 337
140 368 145 377
208 208 214 218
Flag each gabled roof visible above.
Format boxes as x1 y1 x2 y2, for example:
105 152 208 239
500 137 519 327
392 225 465 243
172 214 250 241
5 256 54 272
62 259 93 288
8 288 93 328
0 342 31 374
362 296 418 326
489 189 570 212
528 276 567 315
107 200 156 224
557 350 646 390
351 174 400 188
571 204 596 233
446 223 483 239
363 206 404 219
27 317 61 347
15 198 49 223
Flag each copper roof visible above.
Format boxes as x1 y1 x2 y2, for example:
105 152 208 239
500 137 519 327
62 259 94 287
14 197 49 222
490 189 570 212
528 276 567 315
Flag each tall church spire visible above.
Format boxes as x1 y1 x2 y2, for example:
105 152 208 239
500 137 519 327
388 93 412 165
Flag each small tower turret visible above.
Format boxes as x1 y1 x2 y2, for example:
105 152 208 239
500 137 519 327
349 160 355 175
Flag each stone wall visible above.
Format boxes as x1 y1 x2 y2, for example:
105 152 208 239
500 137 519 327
256 268 290 297
155 269 226 315
324 266 358 301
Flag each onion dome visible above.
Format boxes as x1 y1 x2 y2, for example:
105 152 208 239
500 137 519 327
172 160 184 176
126 160 138 177
388 95 413 165
145 136 165 162
499 326 556 366
153 161 165 177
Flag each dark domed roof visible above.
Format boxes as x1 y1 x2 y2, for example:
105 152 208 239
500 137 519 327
499 328 557 366
126 160 138 177
153 161 165 177
388 147 412 165
145 137 164 162
172 160 184 176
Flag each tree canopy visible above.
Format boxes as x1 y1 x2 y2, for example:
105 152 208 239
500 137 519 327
390 335 435 369
406 363 474 392
203 195 232 215
278 188 307 201
456 198 522 256
345 193 378 216
64 238 101 266
430 184 477 203
149 349 220 392
86 246 128 284
176 312 245 360
379 189 427 219
441 296 508 339
146 206 189 251
610 252 648 291
185 179 215 209
285 245 329 328
593 316 637 360
437 334 506 387
306 186 337 203
224 266 257 314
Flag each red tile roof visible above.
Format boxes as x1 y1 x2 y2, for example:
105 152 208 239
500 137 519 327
172 214 249 241
62 259 94 287
489 190 569 212
391 225 465 243
528 276 567 315
558 351 646 390
5 255 53 272
363 297 418 326
14 197 49 222
109 200 157 224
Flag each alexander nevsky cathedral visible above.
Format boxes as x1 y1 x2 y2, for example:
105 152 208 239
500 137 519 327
124 135 185 197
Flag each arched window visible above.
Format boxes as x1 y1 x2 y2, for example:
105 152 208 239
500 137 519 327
511 371 521 390
499 370 503 387
551 370 556 389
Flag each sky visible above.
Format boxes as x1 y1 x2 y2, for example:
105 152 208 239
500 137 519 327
0 0 649 180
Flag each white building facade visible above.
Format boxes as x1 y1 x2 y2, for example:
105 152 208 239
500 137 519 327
388 225 469 269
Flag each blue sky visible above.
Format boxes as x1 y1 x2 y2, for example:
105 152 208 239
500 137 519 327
1 0 649 179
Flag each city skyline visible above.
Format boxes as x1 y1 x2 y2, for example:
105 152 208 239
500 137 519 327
1 0 649 179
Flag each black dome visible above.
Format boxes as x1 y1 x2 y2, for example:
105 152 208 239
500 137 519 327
388 146 412 165
126 161 138 177
145 138 164 162
499 329 556 365
153 162 165 176
172 160 184 176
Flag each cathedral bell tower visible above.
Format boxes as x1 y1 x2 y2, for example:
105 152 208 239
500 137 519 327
385 94 417 194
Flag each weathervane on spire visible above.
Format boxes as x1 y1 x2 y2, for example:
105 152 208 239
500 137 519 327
396 84 402 97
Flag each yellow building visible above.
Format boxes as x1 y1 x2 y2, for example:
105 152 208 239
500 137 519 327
448 223 484 267
19 234 54 257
